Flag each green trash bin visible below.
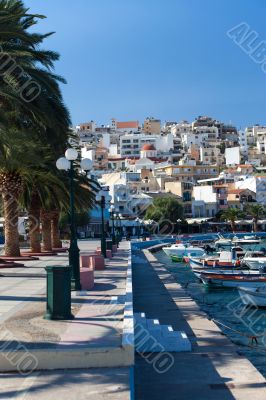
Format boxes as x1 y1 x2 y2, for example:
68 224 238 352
106 240 113 251
44 265 74 320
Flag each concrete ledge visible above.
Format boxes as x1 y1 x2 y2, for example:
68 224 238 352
0 347 133 372
121 244 135 365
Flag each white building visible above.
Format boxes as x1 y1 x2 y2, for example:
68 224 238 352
199 146 223 165
171 121 192 136
120 133 173 157
192 186 218 218
238 130 248 156
225 146 240 165
235 176 266 204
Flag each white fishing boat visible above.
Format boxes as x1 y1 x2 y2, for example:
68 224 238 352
193 269 237 279
241 251 266 270
214 234 231 247
188 250 241 270
215 234 261 248
232 235 261 245
238 286 266 307
162 243 205 261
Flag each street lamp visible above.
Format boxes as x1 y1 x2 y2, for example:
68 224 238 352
119 213 123 240
177 219 182 237
135 217 140 239
113 213 120 247
96 191 111 257
109 205 116 244
56 149 92 291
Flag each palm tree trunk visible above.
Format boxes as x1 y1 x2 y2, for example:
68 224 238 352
253 218 258 232
3 192 20 257
28 191 41 253
41 209 52 251
231 220 236 232
51 210 62 248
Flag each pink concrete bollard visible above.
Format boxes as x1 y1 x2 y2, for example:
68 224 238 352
91 255 105 270
106 249 112 258
80 255 92 269
112 244 117 253
80 267 94 290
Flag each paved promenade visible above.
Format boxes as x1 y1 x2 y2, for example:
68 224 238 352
0 240 131 400
132 247 266 400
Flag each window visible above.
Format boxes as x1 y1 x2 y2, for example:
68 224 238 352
183 192 191 202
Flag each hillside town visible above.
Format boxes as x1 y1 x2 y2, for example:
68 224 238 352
74 116 266 235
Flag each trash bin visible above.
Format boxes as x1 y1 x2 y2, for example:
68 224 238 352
44 265 74 320
106 239 113 251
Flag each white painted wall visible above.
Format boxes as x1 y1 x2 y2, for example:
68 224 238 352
225 146 240 165
193 185 217 203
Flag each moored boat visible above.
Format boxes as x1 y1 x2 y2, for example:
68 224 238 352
162 243 205 259
238 286 266 307
214 234 232 247
241 251 266 270
188 250 242 270
232 235 261 246
200 270 266 288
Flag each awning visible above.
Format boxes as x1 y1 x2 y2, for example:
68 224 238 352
186 218 213 225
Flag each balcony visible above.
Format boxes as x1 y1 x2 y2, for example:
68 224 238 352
217 192 227 200
115 194 128 202
219 204 228 209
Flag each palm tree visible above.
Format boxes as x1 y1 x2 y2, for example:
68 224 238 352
22 169 69 253
51 209 62 249
245 204 265 232
0 0 71 130
0 131 40 255
221 208 244 232
23 166 97 253
0 1 71 256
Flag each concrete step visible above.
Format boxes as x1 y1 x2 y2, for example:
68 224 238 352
134 312 147 327
146 319 161 333
134 313 192 353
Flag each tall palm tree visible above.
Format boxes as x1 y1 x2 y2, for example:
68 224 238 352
0 0 71 130
0 130 47 256
22 166 98 253
221 207 244 232
0 1 72 256
22 169 69 252
50 209 62 249
245 204 265 232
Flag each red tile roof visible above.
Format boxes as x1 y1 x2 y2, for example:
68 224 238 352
228 189 245 194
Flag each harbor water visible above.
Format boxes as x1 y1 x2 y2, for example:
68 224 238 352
155 248 266 378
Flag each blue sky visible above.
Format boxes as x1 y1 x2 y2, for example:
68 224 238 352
25 0 266 127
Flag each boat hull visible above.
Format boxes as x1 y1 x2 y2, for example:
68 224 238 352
163 247 205 259
244 259 266 270
201 274 266 288
188 257 239 270
238 287 266 307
